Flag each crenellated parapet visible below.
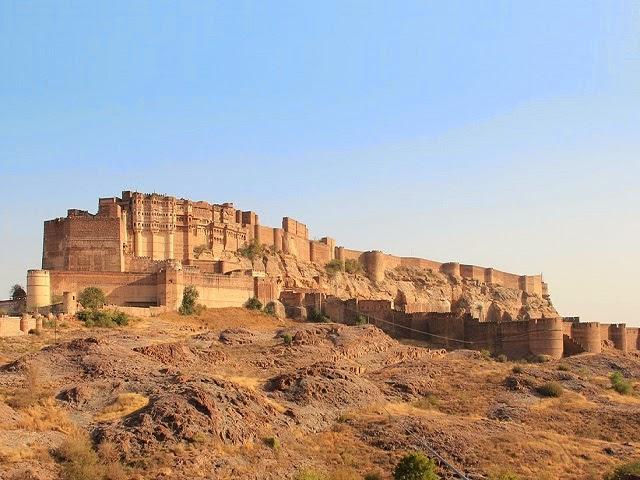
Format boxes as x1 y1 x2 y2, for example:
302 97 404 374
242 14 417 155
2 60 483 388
42 190 544 297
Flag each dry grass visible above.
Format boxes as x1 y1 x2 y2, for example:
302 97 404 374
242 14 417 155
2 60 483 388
6 365 52 409
94 393 149 422
224 375 261 390
531 391 597 412
17 398 73 432
478 429 623 480
57 432 127 480
158 307 292 332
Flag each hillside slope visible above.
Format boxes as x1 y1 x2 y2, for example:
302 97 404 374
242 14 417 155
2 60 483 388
1 309 638 480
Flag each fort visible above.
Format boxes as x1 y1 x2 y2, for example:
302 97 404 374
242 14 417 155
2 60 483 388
16 190 638 357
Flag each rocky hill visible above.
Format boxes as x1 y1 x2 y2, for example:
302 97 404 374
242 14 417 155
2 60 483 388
1 308 638 480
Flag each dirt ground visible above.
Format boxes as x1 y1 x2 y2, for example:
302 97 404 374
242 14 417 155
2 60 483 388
1 308 639 480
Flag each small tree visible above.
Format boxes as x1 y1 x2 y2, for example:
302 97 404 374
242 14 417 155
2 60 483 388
611 371 633 395
78 287 106 310
10 284 26 300
245 297 263 310
179 285 199 315
238 239 266 261
325 259 344 276
264 301 277 316
344 259 363 274
393 452 440 480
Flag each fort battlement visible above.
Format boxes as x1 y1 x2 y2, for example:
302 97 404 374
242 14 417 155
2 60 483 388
41 191 547 297
291 295 639 359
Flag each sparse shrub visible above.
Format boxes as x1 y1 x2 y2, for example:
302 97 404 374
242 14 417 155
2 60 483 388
307 308 329 323
78 287 106 310
557 364 570 371
282 333 293 346
179 285 199 315
57 432 126 480
325 259 345 276
245 297 263 310
529 354 552 363
344 259 363 275
605 460 640 480
238 239 266 261
537 381 563 398
412 394 439 411
496 354 508 363
264 301 277 316
295 470 326 480
393 452 440 480
511 365 523 374
489 471 521 480
28 328 42 336
364 473 382 480
263 436 280 450
355 314 368 325
610 371 633 395
43 318 57 329
479 350 492 360
110 311 129 326
193 244 212 258
7 365 50 409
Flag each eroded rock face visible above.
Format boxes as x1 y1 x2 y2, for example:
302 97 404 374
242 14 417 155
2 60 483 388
252 252 557 321
98 378 290 453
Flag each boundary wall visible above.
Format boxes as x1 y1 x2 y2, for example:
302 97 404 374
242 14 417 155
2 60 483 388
26 268 279 313
283 294 639 359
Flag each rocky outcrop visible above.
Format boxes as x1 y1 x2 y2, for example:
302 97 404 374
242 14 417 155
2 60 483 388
247 252 557 321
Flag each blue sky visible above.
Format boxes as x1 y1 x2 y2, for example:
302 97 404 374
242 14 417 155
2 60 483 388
1 1 638 325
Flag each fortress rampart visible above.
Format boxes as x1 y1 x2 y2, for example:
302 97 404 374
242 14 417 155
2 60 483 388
39 191 546 299
290 294 639 359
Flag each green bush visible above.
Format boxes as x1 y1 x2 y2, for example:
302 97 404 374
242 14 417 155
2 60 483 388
179 285 199 315
355 314 368 325
78 287 106 310
496 354 508 363
76 310 129 328
325 259 344 276
393 452 440 480
307 308 329 323
605 460 640 480
557 364 570 371
238 239 266 260
529 354 552 363
264 301 277 316
611 371 633 395
282 333 293 346
344 259 363 274
364 474 382 480
511 365 523 374
245 297 263 310
263 436 280 450
537 381 563 398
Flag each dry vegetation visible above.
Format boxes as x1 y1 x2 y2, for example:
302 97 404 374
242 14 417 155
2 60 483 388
0 308 639 480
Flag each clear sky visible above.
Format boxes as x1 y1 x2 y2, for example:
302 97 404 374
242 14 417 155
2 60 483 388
1 1 638 325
